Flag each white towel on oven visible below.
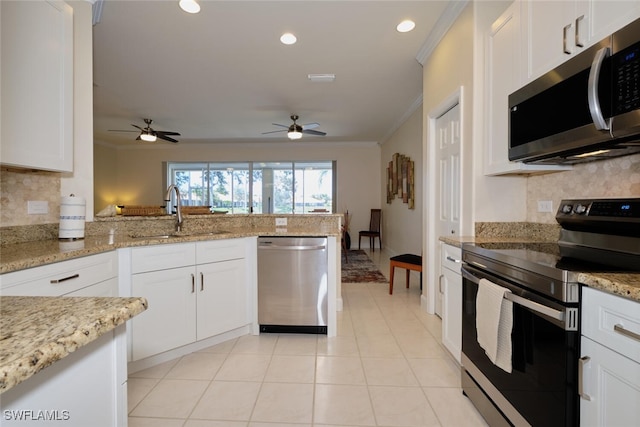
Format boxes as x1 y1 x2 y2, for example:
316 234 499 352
476 278 513 373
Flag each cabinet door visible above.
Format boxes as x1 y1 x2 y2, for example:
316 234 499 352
0 0 73 172
442 266 462 363
485 2 522 175
131 266 196 360
580 337 640 426
523 0 577 81
196 258 248 341
588 1 640 46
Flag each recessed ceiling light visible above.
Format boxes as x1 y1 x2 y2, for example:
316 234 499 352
179 0 200 14
280 33 297 45
396 19 416 33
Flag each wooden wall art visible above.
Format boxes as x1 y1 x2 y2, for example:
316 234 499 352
386 153 414 209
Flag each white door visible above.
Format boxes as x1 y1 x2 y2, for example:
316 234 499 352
435 103 461 316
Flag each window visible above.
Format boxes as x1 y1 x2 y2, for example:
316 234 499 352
167 161 335 214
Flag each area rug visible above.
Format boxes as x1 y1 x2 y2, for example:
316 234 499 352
341 250 388 283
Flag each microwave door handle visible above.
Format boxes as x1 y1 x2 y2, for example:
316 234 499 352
587 46 611 131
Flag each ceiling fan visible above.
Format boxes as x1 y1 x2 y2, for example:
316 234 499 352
109 118 181 143
262 115 326 140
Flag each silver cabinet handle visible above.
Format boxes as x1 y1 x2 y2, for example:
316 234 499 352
563 24 573 54
191 274 195 293
579 356 592 401
446 256 461 263
200 272 204 291
50 273 79 284
614 324 640 342
575 15 585 47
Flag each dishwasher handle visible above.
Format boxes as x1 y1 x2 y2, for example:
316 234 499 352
258 244 326 251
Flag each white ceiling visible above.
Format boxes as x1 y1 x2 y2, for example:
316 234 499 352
92 0 455 147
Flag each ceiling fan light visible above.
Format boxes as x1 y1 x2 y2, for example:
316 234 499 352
288 131 302 140
179 0 200 14
140 133 157 142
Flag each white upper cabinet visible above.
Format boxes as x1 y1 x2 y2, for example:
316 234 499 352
1 0 74 172
522 0 640 82
484 1 572 175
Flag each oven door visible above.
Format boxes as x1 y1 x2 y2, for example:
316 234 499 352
461 264 580 427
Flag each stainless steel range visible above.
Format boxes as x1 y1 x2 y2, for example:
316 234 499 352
461 198 640 427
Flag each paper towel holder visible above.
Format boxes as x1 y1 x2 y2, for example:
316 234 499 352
59 193 86 241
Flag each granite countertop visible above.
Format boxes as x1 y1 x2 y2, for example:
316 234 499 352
0 227 339 274
439 236 640 303
0 296 147 393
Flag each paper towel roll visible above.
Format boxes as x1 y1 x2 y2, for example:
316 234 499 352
59 194 86 240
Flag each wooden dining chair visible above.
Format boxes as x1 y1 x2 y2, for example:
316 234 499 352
358 209 382 251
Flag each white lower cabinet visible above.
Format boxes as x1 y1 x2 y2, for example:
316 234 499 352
0 252 126 427
129 239 251 362
440 243 462 363
580 337 640 426
131 266 197 360
197 258 247 340
580 287 640 426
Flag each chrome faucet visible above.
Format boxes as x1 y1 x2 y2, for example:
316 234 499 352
164 184 183 232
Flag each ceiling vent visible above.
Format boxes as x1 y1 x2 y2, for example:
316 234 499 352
308 74 336 83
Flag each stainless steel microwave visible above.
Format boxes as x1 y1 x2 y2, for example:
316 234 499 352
509 18 640 165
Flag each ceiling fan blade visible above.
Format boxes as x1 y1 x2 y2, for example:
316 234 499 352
302 129 326 136
157 134 179 143
271 123 289 128
262 129 287 135
301 122 320 130
156 131 181 136
135 134 142 140
108 129 139 132
131 124 144 131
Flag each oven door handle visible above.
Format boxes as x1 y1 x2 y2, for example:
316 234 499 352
462 266 565 322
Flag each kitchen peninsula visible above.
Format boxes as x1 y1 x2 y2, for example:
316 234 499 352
0 296 147 426
1 214 342 374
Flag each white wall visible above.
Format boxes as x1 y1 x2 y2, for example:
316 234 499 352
94 141 382 239
380 106 423 256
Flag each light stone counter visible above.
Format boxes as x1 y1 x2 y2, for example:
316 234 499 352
1 213 342 274
0 296 147 393
439 235 640 303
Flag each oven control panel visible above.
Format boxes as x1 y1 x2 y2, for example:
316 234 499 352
557 198 640 218
556 198 640 237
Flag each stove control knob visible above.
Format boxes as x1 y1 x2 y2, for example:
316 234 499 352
561 204 573 214
574 204 587 214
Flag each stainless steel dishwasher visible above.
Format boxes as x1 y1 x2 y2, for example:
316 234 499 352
257 236 328 334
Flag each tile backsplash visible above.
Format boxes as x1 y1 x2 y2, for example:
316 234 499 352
527 153 640 223
0 168 60 226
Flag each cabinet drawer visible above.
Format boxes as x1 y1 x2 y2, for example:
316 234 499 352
441 244 462 273
196 238 245 264
131 242 195 274
0 251 117 296
582 287 640 363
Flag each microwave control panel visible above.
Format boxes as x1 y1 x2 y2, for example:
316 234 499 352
613 44 640 114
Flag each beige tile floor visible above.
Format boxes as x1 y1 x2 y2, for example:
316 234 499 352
128 249 488 427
